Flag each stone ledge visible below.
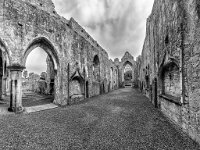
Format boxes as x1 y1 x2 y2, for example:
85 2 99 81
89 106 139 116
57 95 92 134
24 103 58 113
159 94 182 106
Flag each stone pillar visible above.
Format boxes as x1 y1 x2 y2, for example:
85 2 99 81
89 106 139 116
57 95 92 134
132 66 134 83
122 68 124 82
7 65 25 113
6 77 10 96
2 77 7 98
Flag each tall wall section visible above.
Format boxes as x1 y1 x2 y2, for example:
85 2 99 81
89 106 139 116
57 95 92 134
136 0 200 144
0 0 119 108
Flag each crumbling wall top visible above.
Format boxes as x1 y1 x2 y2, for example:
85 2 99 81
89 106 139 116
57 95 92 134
68 18 108 58
22 0 57 15
121 51 134 62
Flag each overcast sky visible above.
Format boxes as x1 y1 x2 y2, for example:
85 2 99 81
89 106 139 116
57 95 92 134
26 48 48 75
26 0 154 75
52 0 154 59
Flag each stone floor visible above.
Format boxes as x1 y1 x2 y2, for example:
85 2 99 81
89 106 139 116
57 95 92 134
0 88 199 149
0 91 54 108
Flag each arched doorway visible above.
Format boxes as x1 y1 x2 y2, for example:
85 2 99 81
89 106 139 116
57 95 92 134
123 61 133 88
22 37 59 107
92 55 100 96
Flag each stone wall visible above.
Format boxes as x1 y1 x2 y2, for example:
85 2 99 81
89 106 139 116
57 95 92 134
135 0 200 144
21 0 57 15
0 0 121 111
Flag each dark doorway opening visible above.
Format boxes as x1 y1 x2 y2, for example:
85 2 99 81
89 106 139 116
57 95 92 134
86 81 89 98
154 78 158 108
100 82 105 94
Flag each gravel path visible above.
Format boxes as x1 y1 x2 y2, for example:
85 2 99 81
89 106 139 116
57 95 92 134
0 88 199 150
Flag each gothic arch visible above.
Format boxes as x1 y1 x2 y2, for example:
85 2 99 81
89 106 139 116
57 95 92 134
93 55 100 66
69 69 85 99
122 61 134 83
22 37 60 68
0 38 11 65
159 57 180 97
123 61 133 67
21 37 60 106
159 57 179 79
93 55 100 81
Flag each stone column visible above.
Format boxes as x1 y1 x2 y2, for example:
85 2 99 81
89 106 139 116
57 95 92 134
122 68 124 82
2 77 7 97
2 77 7 96
7 65 25 113
6 76 11 96
132 66 134 83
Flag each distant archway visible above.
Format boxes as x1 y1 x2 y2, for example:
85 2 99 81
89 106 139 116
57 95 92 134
122 61 133 87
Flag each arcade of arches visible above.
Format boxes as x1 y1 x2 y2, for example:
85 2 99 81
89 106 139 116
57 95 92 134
1 0 200 145
1 0 200 147
0 0 136 113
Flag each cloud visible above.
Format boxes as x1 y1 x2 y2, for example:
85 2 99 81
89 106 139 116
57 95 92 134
26 48 47 75
26 0 154 74
52 0 154 60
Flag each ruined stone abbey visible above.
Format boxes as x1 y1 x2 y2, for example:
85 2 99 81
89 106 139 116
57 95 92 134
0 0 136 112
2 0 200 146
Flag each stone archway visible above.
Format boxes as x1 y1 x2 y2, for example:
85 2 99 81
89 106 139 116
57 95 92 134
93 55 100 82
122 61 133 88
22 37 60 107
22 37 59 67
92 55 100 96
159 59 180 98
119 51 135 88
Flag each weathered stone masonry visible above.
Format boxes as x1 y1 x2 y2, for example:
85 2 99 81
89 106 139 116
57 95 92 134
135 0 200 144
0 0 128 112
0 0 138 113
